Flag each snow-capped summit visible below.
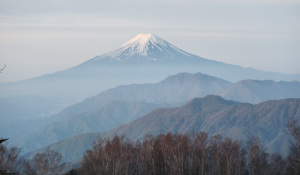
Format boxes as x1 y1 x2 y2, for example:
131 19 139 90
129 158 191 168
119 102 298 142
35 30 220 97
91 33 194 62
121 33 154 50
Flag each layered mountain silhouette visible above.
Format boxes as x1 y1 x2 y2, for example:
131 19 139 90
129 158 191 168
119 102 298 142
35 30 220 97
14 72 300 153
3 33 300 167
14 72 231 152
104 95 299 147
222 79 300 103
2 34 300 141
33 96 300 164
1 33 300 102
15 101 162 153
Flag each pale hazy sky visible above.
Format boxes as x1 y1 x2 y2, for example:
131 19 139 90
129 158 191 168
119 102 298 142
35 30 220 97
0 0 300 82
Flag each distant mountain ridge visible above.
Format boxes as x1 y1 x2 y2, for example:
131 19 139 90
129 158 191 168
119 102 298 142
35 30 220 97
38 96 300 164
104 96 300 155
1 35 300 140
222 79 300 103
2 33 300 170
15 100 162 153
48 72 232 121
13 72 231 153
1 33 300 102
13 72 300 154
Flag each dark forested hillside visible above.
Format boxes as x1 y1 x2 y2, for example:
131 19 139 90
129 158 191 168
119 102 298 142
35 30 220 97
104 96 300 155
37 96 300 165
6 72 300 165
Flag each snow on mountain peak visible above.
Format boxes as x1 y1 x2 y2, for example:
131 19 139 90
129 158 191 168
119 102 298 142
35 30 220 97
116 33 167 57
121 33 154 47
94 33 193 62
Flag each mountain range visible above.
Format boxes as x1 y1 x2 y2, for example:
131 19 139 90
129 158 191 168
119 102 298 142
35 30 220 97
11 72 231 152
16 101 162 153
222 79 300 103
1 33 299 105
104 95 300 155
2 34 300 140
31 95 300 165
2 33 300 170
12 72 300 153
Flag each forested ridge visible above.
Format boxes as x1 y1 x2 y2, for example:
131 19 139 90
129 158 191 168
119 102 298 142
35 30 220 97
1 119 300 175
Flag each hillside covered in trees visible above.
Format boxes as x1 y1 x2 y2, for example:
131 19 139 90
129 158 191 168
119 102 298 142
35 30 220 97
1 121 300 175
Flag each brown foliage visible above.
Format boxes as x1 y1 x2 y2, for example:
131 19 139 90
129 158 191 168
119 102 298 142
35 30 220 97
0 141 21 175
78 132 286 175
286 118 300 174
23 147 66 175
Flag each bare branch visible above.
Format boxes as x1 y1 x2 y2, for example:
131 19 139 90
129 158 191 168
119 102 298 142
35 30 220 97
0 65 6 73
0 138 9 144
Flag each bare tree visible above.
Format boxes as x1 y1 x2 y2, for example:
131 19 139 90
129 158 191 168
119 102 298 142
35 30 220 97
191 131 208 175
0 65 6 73
247 137 268 175
0 139 22 175
80 135 140 175
153 138 165 175
24 147 66 175
137 135 155 175
222 138 239 175
80 136 108 174
78 132 289 175
0 138 9 144
286 118 300 174
286 118 300 143
267 153 287 175
209 134 223 175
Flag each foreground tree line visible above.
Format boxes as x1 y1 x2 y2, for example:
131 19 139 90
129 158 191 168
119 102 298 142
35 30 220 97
1 119 300 175
0 144 65 175
75 133 286 175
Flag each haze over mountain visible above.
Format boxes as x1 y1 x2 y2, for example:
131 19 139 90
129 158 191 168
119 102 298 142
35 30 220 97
0 95 61 121
104 96 300 155
2 33 300 168
1 33 300 135
16 100 162 153
1 33 299 102
12 72 300 154
222 79 300 104
35 96 300 164
13 72 231 153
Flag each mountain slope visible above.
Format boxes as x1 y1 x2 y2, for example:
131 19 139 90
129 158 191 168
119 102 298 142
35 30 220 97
49 72 232 122
42 96 300 164
15 101 161 153
14 72 231 153
0 95 65 142
222 80 300 103
105 96 300 155
33 95 238 163
1 33 300 102
103 95 241 140
86 33 194 62
13 72 300 152
0 95 61 121
35 72 300 123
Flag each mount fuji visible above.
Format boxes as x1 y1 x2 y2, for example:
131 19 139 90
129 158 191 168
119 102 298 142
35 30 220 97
1 33 300 102
85 33 195 63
